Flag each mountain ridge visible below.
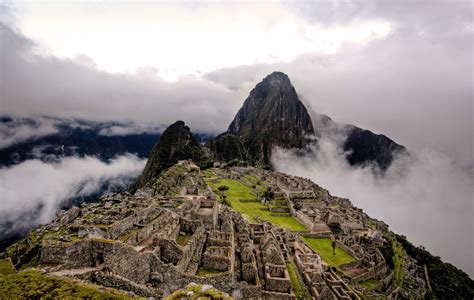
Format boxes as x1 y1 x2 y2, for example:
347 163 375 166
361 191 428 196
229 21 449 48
209 71 406 170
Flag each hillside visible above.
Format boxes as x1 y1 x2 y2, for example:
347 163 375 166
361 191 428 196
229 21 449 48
3 120 472 298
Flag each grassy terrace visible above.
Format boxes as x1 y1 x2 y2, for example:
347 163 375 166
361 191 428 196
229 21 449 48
301 237 355 268
392 238 406 286
195 268 224 276
359 279 380 289
0 259 15 276
203 171 306 231
0 269 136 299
287 261 311 299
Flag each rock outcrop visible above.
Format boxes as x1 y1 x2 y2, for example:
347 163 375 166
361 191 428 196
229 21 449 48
343 125 407 170
136 120 207 188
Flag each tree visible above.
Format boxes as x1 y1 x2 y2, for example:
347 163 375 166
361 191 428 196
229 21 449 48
331 240 336 255
218 185 229 191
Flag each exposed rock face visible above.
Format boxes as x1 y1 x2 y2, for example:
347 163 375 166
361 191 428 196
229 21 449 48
343 125 407 170
227 71 315 166
137 120 206 188
206 133 247 162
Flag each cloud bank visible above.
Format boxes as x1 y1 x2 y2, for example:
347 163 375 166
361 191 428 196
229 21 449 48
272 138 474 277
0 154 146 237
0 116 59 149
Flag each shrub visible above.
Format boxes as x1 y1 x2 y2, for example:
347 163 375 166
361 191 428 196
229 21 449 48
218 185 229 191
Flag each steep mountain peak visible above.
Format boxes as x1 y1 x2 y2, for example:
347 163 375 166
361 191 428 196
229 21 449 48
136 120 206 188
226 72 314 167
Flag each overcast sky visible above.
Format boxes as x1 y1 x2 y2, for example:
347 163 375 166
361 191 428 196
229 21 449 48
1 0 471 165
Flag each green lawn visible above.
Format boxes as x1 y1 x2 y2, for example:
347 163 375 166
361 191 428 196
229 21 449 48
359 279 380 289
287 262 310 299
301 237 355 267
195 268 224 276
176 234 191 246
392 239 406 287
204 175 306 231
0 269 135 299
0 259 15 276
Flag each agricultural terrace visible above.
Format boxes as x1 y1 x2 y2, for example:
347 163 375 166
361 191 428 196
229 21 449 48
203 169 307 232
301 236 355 267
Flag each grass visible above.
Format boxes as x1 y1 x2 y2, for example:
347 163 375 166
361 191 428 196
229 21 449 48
204 175 306 231
195 268 224 276
0 259 15 276
0 269 136 299
176 234 191 246
287 262 310 299
301 237 355 267
118 227 140 242
359 279 380 289
165 283 231 300
392 238 406 287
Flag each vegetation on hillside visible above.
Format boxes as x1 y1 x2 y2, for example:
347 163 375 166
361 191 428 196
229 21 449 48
0 269 135 299
395 234 474 299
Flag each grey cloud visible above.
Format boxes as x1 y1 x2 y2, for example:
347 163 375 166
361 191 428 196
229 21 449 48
0 116 59 149
0 23 242 134
0 154 146 236
97 122 164 136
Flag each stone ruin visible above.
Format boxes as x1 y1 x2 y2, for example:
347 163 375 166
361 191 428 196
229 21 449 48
9 161 427 299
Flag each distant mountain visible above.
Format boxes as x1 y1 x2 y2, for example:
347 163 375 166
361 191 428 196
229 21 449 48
209 71 407 170
343 125 406 170
0 116 212 167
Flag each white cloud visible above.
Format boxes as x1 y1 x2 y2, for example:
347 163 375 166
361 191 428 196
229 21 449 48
0 154 146 235
15 1 392 77
0 117 59 149
97 122 163 136
272 138 474 277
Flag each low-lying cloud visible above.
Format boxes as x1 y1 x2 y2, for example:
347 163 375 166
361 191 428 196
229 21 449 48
0 154 146 238
272 137 474 277
0 116 59 149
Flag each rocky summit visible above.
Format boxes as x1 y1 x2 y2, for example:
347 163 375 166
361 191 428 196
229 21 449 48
226 72 315 167
209 72 406 171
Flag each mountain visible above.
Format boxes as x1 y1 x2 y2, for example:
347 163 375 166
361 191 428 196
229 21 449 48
135 120 209 189
343 125 406 170
4 149 472 299
226 71 315 166
209 71 406 171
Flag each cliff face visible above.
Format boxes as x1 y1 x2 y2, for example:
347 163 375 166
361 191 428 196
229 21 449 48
343 126 407 170
137 120 206 188
227 72 315 166
206 133 247 162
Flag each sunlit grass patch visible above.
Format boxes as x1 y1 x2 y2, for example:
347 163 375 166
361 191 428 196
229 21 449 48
301 236 355 267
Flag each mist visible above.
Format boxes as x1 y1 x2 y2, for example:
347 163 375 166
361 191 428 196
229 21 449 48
0 154 146 238
272 136 474 277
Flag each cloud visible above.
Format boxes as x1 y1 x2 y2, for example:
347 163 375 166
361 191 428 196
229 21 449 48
0 154 146 237
97 122 163 136
0 23 241 134
0 116 59 149
272 138 474 277
16 1 391 76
